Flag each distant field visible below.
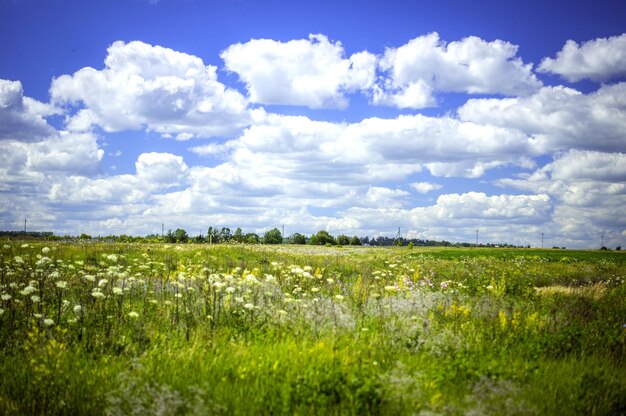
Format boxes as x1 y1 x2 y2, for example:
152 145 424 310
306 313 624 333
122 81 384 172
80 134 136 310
1 242 625 415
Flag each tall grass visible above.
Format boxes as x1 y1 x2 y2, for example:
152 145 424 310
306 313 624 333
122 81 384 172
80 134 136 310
1 242 625 414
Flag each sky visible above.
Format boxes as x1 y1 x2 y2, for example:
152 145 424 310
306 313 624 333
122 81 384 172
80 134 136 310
1 0 626 248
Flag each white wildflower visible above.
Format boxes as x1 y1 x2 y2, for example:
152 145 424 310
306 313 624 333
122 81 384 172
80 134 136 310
1 294 11 301
41 247 51 255
245 274 259 284
20 286 36 296
98 279 108 288
73 305 82 314
55 281 67 289
128 311 139 319
243 303 254 310
113 287 123 295
43 318 54 326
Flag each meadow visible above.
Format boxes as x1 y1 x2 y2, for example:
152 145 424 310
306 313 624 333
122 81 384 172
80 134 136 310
0 241 625 415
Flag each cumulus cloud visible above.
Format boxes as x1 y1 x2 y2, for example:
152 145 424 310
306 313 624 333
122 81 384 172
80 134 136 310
135 152 188 188
221 34 377 108
50 40 250 138
548 150 626 181
229 112 537 184
374 33 541 108
538 34 626 82
0 79 59 141
458 83 626 153
411 182 443 194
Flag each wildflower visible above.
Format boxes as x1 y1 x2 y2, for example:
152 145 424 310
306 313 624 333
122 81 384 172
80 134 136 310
335 294 345 301
302 272 312 278
113 287 123 295
91 290 105 299
98 279 108 288
326 278 334 284
265 274 275 282
234 297 244 303
440 281 449 290
164 300 172 306
311 287 320 293
20 244 29 248
384 285 398 293
244 274 259 284
14 256 24 264
34 313 43 318
73 305 82 314
84 274 96 282
486 285 494 291
43 318 54 326
107 254 118 263
55 281 68 289
1 294 11 301
2 245 9 250
31 295 40 303
174 293 183 298
225 286 236 294
128 311 139 319
41 247 51 255
243 303 254 310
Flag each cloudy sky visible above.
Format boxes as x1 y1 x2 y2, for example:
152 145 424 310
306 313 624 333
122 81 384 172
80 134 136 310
1 0 625 248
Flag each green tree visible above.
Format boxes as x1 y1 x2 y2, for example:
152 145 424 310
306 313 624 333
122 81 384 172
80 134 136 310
233 227 244 243
291 233 306 244
219 227 232 242
174 228 189 243
207 227 220 244
264 228 283 244
165 229 176 243
337 234 350 245
349 236 362 246
312 230 336 245
244 233 260 244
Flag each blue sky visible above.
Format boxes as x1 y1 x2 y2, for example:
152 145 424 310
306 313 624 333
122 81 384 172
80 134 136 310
1 0 626 248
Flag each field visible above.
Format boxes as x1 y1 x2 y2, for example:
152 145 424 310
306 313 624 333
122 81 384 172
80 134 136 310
1 242 625 415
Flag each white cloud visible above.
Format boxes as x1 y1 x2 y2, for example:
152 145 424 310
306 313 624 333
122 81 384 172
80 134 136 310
50 40 250 138
411 182 443 194
374 33 541 108
429 192 551 222
548 150 626 181
458 83 626 153
538 34 626 82
0 79 58 141
135 152 188 188
221 34 377 108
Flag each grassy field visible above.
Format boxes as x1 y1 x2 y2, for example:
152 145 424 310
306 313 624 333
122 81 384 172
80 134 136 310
1 242 625 415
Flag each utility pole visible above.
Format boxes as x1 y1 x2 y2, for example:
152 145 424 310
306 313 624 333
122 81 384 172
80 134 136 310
541 232 544 249
161 223 164 238
24 219 27 233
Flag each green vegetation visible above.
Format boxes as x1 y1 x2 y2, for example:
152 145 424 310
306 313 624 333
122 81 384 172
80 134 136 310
1 242 625 415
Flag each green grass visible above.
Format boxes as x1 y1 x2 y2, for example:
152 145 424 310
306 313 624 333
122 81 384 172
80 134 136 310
1 242 625 415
